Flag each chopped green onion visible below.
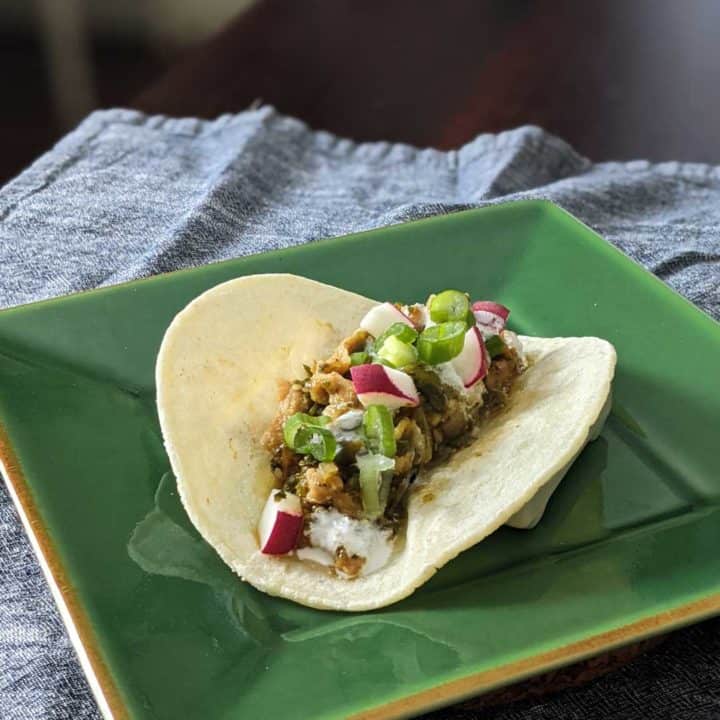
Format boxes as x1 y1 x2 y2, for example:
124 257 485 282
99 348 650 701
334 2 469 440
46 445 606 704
485 334 506 358
417 321 467 364
283 413 336 461
429 290 470 324
357 453 395 518
377 335 418 369
283 413 329 446
362 405 397 457
350 351 370 366
376 321 418 349
296 426 336 462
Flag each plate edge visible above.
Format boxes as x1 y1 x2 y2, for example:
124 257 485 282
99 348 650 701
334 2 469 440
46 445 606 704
349 593 720 720
0 423 127 720
541 200 720 330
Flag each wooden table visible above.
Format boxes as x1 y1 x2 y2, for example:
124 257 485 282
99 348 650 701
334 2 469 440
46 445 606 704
134 0 720 162
132 0 715 713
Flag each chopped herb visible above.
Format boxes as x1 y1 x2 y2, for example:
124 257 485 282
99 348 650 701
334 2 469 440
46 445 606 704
350 351 369 366
283 413 336 462
376 322 418 349
413 367 448 411
485 334 506 358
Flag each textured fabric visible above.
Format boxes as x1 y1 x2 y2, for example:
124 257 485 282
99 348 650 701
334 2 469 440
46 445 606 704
0 106 718 719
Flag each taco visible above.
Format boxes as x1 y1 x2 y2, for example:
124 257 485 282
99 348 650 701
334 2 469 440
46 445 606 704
156 274 616 611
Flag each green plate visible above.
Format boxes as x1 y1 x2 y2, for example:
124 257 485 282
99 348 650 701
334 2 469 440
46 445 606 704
1 200 719 720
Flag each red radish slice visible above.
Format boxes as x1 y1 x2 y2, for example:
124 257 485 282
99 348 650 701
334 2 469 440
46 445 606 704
259 490 303 555
360 302 415 338
472 301 510 321
451 326 489 387
472 301 510 336
350 363 419 409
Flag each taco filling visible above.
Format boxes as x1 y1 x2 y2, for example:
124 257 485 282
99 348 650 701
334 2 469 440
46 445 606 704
259 290 527 578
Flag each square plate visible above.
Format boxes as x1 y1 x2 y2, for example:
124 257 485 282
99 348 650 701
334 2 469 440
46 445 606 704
2 200 719 720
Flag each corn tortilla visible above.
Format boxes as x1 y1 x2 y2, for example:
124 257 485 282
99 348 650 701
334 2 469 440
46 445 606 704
156 274 616 611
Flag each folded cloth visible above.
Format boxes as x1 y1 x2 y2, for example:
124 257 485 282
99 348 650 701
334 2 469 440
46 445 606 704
0 107 718 720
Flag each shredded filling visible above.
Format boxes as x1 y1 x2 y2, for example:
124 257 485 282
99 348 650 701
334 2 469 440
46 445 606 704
260 294 526 577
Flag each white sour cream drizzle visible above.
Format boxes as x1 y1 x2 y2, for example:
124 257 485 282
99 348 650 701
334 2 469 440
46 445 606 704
434 361 466 394
328 409 365 444
307 507 394 576
433 361 485 405
334 409 364 429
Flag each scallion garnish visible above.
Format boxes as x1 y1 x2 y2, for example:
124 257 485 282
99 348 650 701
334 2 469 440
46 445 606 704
283 413 336 462
428 290 470 324
362 404 397 457
416 321 466 364
377 335 418 369
376 321 418 349
356 453 395 518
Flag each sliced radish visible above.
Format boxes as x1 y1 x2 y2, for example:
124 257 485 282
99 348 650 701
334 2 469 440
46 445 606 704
259 490 303 555
472 301 510 321
451 325 489 387
472 300 510 336
360 302 415 338
350 363 419 409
